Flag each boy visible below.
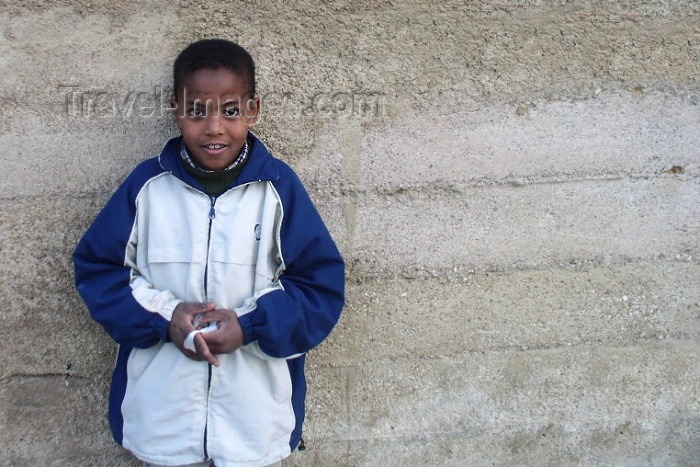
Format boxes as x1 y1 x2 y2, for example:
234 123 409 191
73 39 345 467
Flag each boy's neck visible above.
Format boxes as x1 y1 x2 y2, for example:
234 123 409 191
178 137 250 196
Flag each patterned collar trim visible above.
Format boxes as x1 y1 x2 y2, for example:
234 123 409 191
179 138 249 173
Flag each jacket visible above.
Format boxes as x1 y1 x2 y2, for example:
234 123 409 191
73 134 345 467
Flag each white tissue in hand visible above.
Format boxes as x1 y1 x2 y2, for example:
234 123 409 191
183 321 220 352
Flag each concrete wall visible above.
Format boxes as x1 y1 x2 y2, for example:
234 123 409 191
1 1 698 465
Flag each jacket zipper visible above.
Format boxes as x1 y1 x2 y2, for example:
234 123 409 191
203 195 216 459
204 195 216 292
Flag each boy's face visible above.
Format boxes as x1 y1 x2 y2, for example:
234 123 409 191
172 68 259 171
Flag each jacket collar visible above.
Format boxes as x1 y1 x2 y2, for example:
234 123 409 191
158 132 280 192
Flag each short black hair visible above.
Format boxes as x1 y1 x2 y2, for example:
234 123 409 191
173 38 256 100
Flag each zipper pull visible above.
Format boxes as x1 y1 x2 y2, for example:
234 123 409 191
209 196 216 219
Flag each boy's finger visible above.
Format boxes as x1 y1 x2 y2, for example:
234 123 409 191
190 302 216 314
194 333 220 367
197 309 231 323
180 302 215 316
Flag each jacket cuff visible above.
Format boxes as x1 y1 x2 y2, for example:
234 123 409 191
151 313 171 342
237 312 257 345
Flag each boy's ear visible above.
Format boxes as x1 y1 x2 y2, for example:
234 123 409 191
245 95 260 127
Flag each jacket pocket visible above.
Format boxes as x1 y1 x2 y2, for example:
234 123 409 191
206 245 259 307
144 243 206 302
148 244 198 263
209 245 257 265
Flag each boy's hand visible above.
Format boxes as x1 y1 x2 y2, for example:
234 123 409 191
168 302 219 366
196 309 244 356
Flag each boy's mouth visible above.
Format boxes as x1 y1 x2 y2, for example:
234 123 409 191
202 144 228 155
204 144 227 150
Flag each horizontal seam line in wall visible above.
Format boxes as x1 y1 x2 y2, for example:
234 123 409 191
309 337 700 370
2 171 698 203
1 372 89 383
0 192 111 203
338 173 699 197
345 255 700 283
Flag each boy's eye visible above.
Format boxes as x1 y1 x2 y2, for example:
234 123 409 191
188 107 204 117
224 106 239 117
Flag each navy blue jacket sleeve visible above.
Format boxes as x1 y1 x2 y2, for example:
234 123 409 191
73 161 170 348
237 165 345 358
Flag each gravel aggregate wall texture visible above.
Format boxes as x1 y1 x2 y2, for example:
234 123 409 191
0 1 698 465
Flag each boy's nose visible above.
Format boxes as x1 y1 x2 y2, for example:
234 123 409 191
204 114 224 135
